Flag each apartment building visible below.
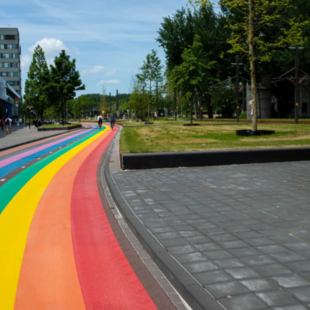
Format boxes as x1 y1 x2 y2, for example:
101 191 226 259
0 28 21 118
0 28 21 94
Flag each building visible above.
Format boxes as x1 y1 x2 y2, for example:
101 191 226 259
0 76 21 119
0 28 21 97
246 77 310 119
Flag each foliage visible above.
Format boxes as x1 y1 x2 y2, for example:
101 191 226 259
136 50 164 120
169 35 216 109
129 82 148 120
211 86 236 117
46 50 85 122
24 45 50 119
190 0 309 131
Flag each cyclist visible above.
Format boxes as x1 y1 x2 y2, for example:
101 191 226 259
110 113 115 130
97 114 103 130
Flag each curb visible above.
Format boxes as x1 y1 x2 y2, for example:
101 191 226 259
121 147 310 170
38 124 82 131
104 146 222 310
0 127 83 153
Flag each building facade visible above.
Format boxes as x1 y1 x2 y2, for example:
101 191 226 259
0 76 21 119
0 28 21 96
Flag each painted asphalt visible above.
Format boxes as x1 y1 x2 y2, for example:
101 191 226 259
0 125 174 310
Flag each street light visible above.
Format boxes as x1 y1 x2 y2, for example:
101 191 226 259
25 105 33 129
289 46 304 124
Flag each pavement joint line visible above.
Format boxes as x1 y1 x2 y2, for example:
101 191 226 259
102 130 192 310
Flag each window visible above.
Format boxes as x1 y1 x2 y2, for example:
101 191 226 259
0 44 4 49
13 72 19 77
6 44 18 49
7 81 20 86
4 35 15 40
12 62 19 68
0 53 18 59
4 62 11 68
0 35 4 40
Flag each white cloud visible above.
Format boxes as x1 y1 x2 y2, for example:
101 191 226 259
29 38 68 54
105 69 117 77
21 55 31 71
97 80 121 85
81 65 105 76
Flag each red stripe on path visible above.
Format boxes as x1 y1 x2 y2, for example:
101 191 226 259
71 128 158 310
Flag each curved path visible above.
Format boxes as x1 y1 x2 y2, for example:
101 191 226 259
0 125 162 310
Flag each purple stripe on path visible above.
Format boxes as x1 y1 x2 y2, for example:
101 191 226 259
0 127 93 169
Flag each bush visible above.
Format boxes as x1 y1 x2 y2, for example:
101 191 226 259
239 111 247 119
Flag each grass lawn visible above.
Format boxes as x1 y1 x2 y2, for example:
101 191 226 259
40 123 81 128
120 123 310 153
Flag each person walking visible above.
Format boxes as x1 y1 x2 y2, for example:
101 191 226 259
5 116 12 134
97 114 103 130
110 113 115 130
0 118 4 131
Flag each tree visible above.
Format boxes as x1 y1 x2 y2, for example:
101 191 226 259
24 45 50 119
157 8 196 72
129 80 148 120
136 50 163 122
169 35 216 124
191 0 309 130
48 50 85 124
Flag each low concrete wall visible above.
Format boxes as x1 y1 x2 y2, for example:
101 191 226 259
38 124 82 131
121 147 310 170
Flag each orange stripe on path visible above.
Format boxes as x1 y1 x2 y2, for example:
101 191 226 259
15 130 110 310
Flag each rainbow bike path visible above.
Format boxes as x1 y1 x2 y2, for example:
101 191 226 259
0 125 158 310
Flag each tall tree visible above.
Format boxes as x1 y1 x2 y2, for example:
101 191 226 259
48 50 85 123
136 50 163 122
24 45 50 119
169 35 216 124
191 0 309 130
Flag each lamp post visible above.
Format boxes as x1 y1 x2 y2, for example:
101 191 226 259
78 97 81 123
231 55 243 122
25 105 33 129
289 46 304 124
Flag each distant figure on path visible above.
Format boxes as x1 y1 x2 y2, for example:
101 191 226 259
0 118 4 131
110 113 115 130
5 117 12 134
97 114 103 130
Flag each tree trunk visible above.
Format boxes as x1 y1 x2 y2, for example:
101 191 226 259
190 100 193 125
148 80 151 122
206 94 213 119
249 0 257 131
199 98 203 121
185 99 188 117
194 101 198 119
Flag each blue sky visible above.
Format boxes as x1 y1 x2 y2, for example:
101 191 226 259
0 0 191 97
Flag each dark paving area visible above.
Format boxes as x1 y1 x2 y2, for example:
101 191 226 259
112 162 310 310
0 125 67 150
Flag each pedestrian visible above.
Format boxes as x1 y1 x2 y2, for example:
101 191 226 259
97 114 103 130
5 116 12 134
0 118 4 131
110 113 115 130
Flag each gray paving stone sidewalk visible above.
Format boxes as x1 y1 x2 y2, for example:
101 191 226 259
0 124 67 150
112 162 310 310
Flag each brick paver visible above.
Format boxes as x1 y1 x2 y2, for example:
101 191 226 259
111 162 310 310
